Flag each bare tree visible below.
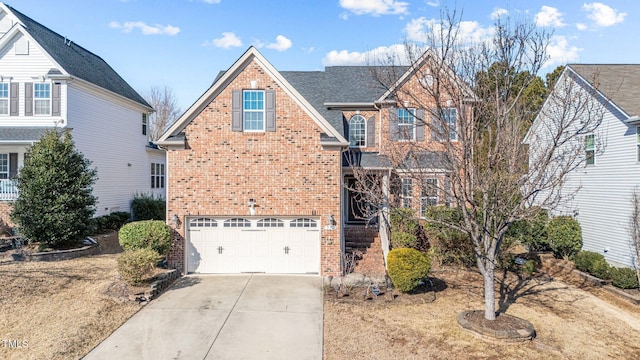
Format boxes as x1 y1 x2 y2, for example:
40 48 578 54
145 86 181 141
355 11 605 321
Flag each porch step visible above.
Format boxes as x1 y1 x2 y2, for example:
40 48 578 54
344 226 386 276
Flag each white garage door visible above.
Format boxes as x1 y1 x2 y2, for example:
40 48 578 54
186 217 320 274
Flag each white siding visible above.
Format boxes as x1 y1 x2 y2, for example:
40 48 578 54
0 32 67 126
532 73 640 267
67 83 164 216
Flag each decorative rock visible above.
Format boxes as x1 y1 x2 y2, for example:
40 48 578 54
457 310 536 343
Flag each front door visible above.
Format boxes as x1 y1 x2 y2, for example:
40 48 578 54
347 178 367 223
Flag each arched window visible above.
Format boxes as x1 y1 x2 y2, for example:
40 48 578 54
349 115 366 147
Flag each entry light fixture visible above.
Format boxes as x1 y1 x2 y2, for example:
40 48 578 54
248 198 256 216
171 214 179 227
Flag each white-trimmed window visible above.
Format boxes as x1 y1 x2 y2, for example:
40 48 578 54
398 108 415 141
224 218 251 227
243 90 265 131
34 82 51 115
190 218 218 228
585 134 595 165
151 163 165 189
420 178 438 217
0 154 8 179
349 114 366 147
401 178 412 208
257 218 284 227
0 83 8 115
142 113 148 136
442 108 457 141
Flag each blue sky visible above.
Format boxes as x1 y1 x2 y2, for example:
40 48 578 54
9 0 638 111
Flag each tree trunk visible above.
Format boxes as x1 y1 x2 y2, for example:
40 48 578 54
483 263 496 320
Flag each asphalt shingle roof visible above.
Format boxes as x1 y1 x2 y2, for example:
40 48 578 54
569 64 640 117
0 127 52 141
6 4 151 109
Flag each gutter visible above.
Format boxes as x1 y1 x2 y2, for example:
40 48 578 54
624 116 640 125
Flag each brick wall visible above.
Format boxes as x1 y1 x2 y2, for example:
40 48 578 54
166 58 342 276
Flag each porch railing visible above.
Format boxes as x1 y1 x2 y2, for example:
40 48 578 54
0 179 18 201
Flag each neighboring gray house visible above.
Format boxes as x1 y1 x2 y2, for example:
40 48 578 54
527 64 640 268
0 2 165 222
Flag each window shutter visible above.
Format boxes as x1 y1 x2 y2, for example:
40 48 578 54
9 83 18 116
24 82 33 116
265 89 276 132
431 112 441 141
388 107 398 141
9 153 18 178
52 83 61 116
231 90 242 131
366 116 375 146
416 108 425 141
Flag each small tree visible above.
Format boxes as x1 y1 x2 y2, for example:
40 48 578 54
11 129 97 248
145 86 181 141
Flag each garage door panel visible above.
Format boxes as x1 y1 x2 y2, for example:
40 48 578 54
187 217 320 274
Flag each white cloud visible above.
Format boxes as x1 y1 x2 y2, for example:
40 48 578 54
426 1 439 7
109 21 180 35
404 17 493 44
339 0 409 17
534 6 565 27
576 23 587 31
202 32 242 48
582 2 626 27
322 44 409 66
266 35 292 51
545 35 580 68
490 7 508 20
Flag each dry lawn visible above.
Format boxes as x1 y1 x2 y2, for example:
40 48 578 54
0 233 143 360
324 267 640 360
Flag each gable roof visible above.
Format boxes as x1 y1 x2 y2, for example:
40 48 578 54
0 3 151 109
158 46 349 144
569 64 640 118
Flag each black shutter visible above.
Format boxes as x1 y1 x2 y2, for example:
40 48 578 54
52 83 61 116
389 107 398 141
416 108 425 141
24 82 33 116
9 83 18 116
9 153 18 178
231 90 242 131
265 89 276 132
366 116 375 146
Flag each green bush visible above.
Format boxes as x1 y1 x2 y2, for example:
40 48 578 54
574 251 610 279
547 216 582 259
609 267 640 289
90 211 131 234
390 208 419 233
131 194 166 221
11 129 97 248
423 207 475 267
507 208 549 251
387 248 431 293
117 248 159 284
391 231 418 249
119 220 173 256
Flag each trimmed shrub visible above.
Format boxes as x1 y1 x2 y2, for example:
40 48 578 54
391 231 418 249
119 220 172 256
118 248 159 284
90 211 131 234
387 248 431 293
131 194 166 221
574 251 610 279
11 129 97 248
609 267 640 289
547 216 582 259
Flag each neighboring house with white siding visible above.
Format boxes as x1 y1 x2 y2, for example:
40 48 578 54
527 64 640 268
0 3 165 223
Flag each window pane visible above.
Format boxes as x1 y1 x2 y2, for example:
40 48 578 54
349 115 366 147
0 154 8 179
0 83 8 98
0 100 7 115
243 90 265 131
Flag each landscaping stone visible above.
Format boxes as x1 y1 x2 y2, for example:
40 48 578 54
456 310 536 343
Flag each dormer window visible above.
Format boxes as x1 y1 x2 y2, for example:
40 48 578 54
349 114 366 147
34 82 51 115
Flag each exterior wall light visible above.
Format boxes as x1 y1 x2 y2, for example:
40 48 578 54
248 198 256 216
171 214 180 227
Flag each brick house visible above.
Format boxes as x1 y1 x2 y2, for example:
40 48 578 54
157 47 465 276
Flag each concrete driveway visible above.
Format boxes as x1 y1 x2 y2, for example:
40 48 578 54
83 274 323 360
